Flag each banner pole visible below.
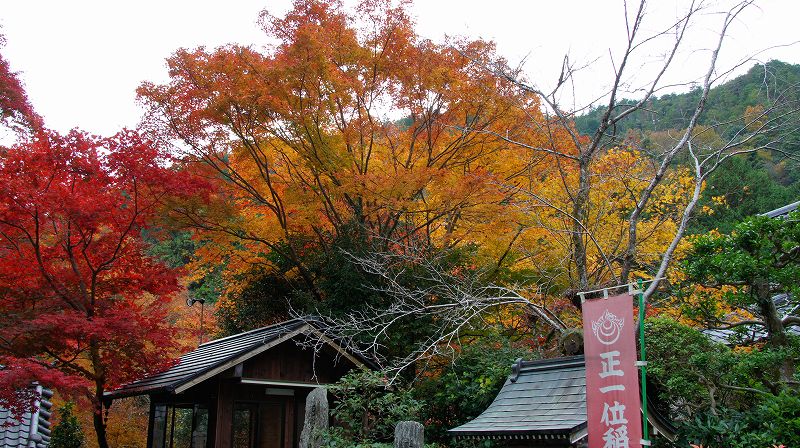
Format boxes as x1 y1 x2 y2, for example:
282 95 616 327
638 278 650 445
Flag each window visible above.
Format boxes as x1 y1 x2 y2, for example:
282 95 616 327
150 404 209 448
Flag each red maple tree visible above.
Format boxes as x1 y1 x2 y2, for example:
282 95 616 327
0 41 196 448
0 35 41 134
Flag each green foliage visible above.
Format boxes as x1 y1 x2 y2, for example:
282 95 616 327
645 318 736 419
576 61 800 138
680 210 800 374
146 230 223 304
50 402 85 448
413 334 533 446
644 318 800 423
215 269 314 336
683 215 799 303
680 391 800 448
326 369 423 445
690 156 798 234
684 212 800 290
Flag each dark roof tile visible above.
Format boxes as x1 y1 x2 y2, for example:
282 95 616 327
107 317 370 398
449 355 675 441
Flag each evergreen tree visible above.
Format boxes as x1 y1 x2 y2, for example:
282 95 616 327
50 402 85 448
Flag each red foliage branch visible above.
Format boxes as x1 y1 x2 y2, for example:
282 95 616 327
0 128 196 446
0 35 42 133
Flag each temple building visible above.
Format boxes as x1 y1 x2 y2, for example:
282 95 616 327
106 317 372 448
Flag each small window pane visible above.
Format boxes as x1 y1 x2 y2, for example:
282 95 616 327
172 407 194 448
232 404 256 448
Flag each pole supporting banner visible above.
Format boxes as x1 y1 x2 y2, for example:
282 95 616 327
637 279 650 445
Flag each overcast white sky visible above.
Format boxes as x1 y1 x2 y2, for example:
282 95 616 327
1 0 799 136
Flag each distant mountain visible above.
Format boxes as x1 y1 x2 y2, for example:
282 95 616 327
575 60 800 234
575 60 800 138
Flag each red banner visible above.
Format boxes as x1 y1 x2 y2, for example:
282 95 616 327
582 293 642 448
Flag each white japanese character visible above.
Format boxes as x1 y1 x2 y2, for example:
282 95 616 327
601 401 628 426
600 384 625 393
599 351 624 378
602 425 629 448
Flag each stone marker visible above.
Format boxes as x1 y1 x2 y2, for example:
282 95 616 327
394 421 424 448
299 387 328 448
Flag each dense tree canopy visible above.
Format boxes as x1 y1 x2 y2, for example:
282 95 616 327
139 0 694 347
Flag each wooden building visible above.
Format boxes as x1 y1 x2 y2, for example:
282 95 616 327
106 317 373 448
448 356 676 447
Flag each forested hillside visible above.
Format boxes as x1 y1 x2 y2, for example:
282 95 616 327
578 60 800 233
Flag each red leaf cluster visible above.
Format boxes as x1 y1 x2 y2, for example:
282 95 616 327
0 128 192 412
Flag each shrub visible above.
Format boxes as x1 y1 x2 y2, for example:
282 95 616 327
326 369 423 445
50 402 85 448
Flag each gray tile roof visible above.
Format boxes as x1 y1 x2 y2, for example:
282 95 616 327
0 385 53 448
449 356 587 438
107 317 373 398
761 200 800 218
449 356 675 442
108 318 308 397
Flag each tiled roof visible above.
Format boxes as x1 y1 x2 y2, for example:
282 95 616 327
449 356 587 439
107 317 372 398
449 356 675 442
762 200 800 218
0 385 53 448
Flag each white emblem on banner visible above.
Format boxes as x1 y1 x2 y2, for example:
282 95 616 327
592 309 624 345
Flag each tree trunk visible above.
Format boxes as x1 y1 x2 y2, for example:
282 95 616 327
572 156 591 292
93 397 110 448
753 278 795 382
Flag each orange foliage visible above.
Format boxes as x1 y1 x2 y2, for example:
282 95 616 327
140 0 571 298
140 1 694 334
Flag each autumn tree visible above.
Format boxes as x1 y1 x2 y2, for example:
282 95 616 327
476 0 800 302
0 127 193 448
304 0 800 377
137 0 729 369
138 0 566 326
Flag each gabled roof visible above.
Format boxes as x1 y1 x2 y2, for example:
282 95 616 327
449 356 586 443
107 317 372 399
448 356 675 444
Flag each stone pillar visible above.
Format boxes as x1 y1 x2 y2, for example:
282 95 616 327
299 387 329 448
394 421 424 448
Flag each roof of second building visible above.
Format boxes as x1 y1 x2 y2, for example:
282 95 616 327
449 356 587 438
449 355 676 443
107 317 371 399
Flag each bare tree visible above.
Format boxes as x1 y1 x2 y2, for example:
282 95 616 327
307 0 800 376
484 0 800 300
299 242 566 381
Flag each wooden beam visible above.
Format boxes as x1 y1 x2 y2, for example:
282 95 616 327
303 327 367 369
239 378 330 388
